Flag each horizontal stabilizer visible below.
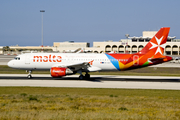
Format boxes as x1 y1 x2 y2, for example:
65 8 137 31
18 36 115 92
148 55 172 62
149 57 165 62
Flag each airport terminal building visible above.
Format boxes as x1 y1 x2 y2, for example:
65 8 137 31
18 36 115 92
54 31 180 55
92 31 178 55
2 30 180 56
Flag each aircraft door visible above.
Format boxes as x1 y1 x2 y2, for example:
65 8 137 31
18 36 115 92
133 55 139 66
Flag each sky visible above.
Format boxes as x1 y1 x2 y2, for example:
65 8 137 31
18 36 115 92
1 0 180 47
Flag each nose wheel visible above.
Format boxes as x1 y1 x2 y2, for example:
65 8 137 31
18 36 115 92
27 75 32 79
27 70 32 79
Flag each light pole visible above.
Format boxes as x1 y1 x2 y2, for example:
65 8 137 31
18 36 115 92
40 10 45 52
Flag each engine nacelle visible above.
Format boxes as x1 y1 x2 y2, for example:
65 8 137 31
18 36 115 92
50 67 73 77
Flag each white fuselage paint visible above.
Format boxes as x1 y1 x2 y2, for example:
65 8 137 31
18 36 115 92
7 53 117 71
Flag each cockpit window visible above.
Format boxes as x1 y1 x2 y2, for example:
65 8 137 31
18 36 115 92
14 57 20 60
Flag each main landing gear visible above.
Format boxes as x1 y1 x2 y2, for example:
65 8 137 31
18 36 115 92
27 70 32 79
79 72 90 80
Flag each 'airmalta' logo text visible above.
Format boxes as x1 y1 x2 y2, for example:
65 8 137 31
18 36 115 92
33 55 62 62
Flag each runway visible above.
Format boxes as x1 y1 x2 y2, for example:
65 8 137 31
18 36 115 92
0 74 180 90
0 55 15 65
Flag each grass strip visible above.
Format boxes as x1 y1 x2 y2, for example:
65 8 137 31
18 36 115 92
0 87 180 119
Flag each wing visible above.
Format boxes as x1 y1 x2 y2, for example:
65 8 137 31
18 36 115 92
52 61 101 72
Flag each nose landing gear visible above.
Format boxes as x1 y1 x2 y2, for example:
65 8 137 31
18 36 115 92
27 70 32 79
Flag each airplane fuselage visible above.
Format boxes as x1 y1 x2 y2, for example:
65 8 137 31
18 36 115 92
8 52 171 71
8 53 124 71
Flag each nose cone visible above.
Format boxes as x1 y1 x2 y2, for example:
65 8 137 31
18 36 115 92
7 60 14 68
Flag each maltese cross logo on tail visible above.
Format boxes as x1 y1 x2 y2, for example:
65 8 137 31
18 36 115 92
149 36 166 55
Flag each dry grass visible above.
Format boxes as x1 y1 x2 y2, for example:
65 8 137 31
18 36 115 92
0 87 180 119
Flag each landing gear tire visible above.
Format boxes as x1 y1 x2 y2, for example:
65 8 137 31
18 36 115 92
79 75 84 80
85 73 90 80
27 75 32 79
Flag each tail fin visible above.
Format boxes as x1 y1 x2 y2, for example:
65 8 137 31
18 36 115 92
138 27 170 56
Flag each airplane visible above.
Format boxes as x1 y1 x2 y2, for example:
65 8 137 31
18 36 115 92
8 27 172 79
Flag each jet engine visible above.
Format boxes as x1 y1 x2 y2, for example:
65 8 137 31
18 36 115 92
50 67 73 77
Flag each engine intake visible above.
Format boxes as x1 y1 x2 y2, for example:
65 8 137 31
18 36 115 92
51 67 73 77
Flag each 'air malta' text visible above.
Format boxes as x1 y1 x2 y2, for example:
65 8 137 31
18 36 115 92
33 55 62 62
